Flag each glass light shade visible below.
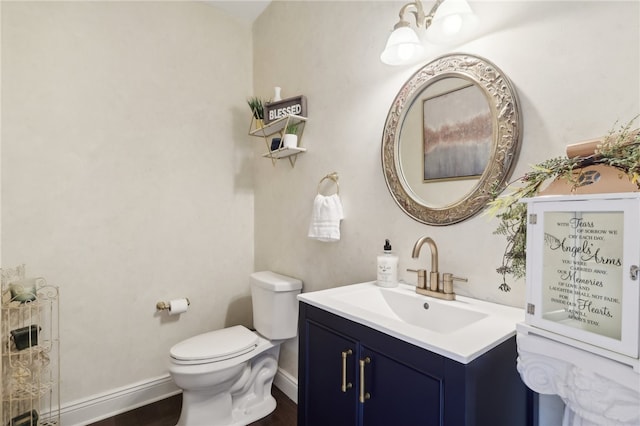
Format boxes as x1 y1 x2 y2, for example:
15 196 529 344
380 26 425 66
427 0 478 44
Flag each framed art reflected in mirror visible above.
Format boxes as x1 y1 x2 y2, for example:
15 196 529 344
422 83 492 182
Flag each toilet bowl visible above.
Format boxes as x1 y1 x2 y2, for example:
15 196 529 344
168 271 302 426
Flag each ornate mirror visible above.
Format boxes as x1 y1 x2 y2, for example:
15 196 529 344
382 53 522 225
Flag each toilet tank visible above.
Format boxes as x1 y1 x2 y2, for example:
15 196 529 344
250 271 303 340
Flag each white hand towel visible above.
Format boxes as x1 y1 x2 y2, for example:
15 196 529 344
308 194 344 242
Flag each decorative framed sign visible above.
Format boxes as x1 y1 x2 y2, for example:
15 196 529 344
264 95 307 124
523 193 640 360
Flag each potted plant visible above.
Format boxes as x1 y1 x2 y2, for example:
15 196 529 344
283 123 299 149
247 97 267 128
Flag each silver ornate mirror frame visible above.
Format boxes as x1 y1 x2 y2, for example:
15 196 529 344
382 53 522 225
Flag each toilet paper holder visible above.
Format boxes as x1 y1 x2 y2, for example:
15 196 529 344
156 298 190 311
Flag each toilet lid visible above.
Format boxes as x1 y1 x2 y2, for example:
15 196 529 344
170 325 258 363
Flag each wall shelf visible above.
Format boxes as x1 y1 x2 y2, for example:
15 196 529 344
262 146 307 164
249 114 307 167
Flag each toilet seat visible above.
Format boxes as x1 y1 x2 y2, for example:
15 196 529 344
170 325 258 365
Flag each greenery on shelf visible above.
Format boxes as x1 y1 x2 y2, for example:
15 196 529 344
285 123 299 135
486 118 640 292
247 96 268 120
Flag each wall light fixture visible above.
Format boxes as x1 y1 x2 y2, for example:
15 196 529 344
380 0 478 66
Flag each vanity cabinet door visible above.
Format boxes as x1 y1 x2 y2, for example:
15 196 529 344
360 346 443 426
300 320 359 426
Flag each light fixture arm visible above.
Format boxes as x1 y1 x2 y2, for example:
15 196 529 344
395 0 444 30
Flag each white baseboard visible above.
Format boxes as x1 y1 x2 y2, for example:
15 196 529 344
59 369 298 425
60 374 181 426
273 367 298 404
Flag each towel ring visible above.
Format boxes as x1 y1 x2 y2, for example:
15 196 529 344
317 172 339 195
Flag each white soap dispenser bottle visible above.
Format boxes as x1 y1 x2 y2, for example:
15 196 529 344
377 239 399 288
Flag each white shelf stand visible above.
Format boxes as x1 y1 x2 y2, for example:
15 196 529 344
1 266 60 426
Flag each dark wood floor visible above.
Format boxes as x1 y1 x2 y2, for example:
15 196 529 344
88 386 296 426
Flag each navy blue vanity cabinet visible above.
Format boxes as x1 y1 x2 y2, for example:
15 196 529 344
298 303 535 426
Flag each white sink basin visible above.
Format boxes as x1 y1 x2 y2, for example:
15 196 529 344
336 284 488 333
298 281 524 364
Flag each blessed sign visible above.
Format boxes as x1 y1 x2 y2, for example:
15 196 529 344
541 211 623 340
264 96 307 124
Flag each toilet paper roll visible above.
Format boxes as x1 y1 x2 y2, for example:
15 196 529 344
169 298 189 315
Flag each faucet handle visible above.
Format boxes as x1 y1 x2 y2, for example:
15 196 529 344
406 268 427 289
442 273 468 294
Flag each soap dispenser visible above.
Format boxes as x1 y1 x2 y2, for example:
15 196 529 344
377 239 399 288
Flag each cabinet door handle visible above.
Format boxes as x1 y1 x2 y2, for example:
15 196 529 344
341 349 353 392
359 357 371 403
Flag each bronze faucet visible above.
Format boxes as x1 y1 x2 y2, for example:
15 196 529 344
411 236 440 292
409 236 467 301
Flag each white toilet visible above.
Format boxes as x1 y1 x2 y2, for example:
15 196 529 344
168 271 302 426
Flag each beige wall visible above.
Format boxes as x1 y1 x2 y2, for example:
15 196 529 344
252 0 639 377
1 0 638 413
2 2 255 403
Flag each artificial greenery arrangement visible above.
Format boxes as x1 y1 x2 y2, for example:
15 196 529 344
285 123 299 135
247 97 268 120
486 118 640 292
